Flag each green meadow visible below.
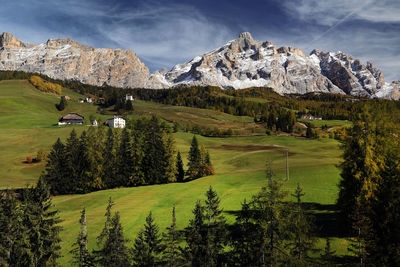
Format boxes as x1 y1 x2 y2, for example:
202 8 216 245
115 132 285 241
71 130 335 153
0 80 347 264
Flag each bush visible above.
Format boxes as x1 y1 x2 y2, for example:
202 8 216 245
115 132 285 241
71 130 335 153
36 149 46 162
26 156 32 163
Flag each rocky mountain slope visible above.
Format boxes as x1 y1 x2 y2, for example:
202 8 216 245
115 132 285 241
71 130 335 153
0 32 399 99
0 32 150 88
151 32 399 99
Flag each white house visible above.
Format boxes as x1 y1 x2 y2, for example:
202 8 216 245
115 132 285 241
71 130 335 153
300 114 322 120
92 120 98 126
105 115 126 128
86 97 95 103
125 94 134 101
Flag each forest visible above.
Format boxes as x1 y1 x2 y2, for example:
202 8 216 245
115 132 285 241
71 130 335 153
43 116 213 195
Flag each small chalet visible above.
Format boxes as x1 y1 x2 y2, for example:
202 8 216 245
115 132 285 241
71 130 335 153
64 95 71 100
104 115 126 128
300 114 322 120
92 120 98 126
78 98 85 103
125 94 134 101
58 113 84 125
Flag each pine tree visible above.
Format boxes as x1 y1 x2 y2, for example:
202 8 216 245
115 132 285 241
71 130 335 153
71 208 94 266
250 162 288 266
185 200 206 266
57 96 67 111
230 199 259 266
97 212 130 267
161 132 177 183
176 151 185 182
102 128 117 188
162 205 182 266
131 212 163 266
187 136 201 179
43 138 69 195
22 176 62 267
0 190 30 266
116 128 133 187
204 186 227 266
97 197 115 248
286 184 316 265
65 129 81 193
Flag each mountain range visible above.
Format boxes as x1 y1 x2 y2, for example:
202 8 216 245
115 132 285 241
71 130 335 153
1 32 399 99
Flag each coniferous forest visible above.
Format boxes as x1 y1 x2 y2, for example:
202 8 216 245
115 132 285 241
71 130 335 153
43 116 214 195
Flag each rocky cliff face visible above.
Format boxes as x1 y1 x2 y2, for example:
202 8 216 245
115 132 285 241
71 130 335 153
0 32 150 88
150 32 399 99
1 32 398 99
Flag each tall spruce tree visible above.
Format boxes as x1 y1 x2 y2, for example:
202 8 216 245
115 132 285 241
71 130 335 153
97 212 130 267
22 176 62 267
250 162 288 266
162 205 182 266
286 184 316 265
97 197 115 248
230 199 259 266
102 128 117 188
71 208 94 266
185 200 206 266
204 186 227 266
187 136 201 179
43 138 69 195
116 128 133 187
176 151 185 182
131 212 163 266
0 190 30 266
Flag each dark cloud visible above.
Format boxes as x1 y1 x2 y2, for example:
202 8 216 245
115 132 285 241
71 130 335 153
0 0 399 81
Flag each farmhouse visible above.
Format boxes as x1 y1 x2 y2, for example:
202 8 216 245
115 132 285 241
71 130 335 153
300 114 322 120
58 113 84 125
86 97 95 103
126 94 134 101
104 115 126 128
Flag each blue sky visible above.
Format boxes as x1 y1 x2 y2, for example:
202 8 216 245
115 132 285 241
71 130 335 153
1 0 399 81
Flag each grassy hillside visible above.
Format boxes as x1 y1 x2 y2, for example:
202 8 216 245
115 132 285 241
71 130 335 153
0 80 347 264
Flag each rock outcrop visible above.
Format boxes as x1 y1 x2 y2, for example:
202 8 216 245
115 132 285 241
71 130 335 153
0 32 150 88
0 32 398 99
150 32 399 99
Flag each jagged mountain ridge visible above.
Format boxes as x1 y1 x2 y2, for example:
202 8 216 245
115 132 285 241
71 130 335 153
151 32 399 99
0 32 399 99
0 32 150 88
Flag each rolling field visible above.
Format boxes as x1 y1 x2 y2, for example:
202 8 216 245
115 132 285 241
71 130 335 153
0 80 348 264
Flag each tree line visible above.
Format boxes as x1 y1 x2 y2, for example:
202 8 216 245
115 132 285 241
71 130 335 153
43 116 214 195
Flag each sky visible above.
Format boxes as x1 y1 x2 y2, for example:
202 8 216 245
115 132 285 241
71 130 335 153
1 0 399 81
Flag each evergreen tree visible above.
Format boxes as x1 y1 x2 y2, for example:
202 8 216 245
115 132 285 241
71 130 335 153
97 212 130 267
185 200 206 266
0 190 30 266
22 176 62 266
43 138 69 195
286 184 316 265
162 205 183 266
204 186 227 266
176 151 185 182
102 128 117 188
71 208 94 266
131 129 145 186
65 129 81 193
57 96 67 111
97 197 115 248
116 128 133 187
187 136 201 179
230 199 259 266
250 162 289 266
131 212 163 266
306 124 313 138
161 132 177 183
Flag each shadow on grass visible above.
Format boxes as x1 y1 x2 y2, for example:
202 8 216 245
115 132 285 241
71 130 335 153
224 202 348 238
